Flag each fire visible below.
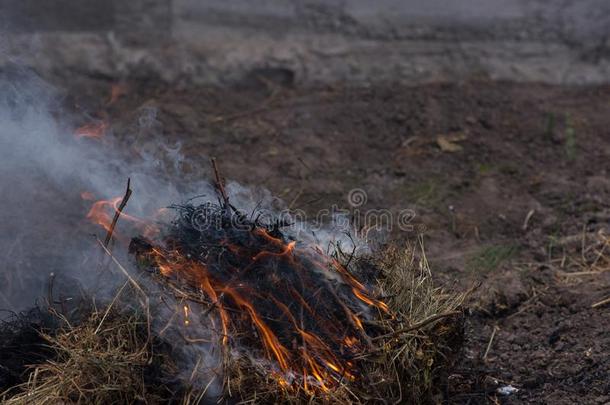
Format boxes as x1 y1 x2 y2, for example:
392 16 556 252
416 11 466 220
343 336 359 347
199 276 230 346
74 83 125 140
127 224 391 395
224 287 291 371
84 195 159 241
86 197 122 234
183 305 190 326
107 83 127 106
75 120 108 140
80 191 96 201
332 259 390 314
86 192 392 395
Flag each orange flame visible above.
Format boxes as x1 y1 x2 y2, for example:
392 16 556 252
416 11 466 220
183 305 190 326
80 191 96 201
86 197 122 234
84 196 159 240
222 286 291 371
75 121 108 140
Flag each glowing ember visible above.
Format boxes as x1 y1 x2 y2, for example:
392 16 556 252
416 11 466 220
183 305 190 326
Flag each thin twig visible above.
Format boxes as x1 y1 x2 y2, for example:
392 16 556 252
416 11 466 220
522 209 535 231
483 325 500 360
96 238 151 343
94 281 129 335
104 178 132 247
97 238 146 300
210 158 229 207
47 272 56 309
592 296 610 308
371 311 460 342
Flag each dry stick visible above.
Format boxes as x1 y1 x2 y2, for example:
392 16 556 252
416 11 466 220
94 179 148 335
561 270 609 277
94 280 130 335
371 311 461 342
46 272 56 308
522 209 535 231
201 292 226 318
104 178 132 247
592 296 610 308
189 355 203 385
97 238 148 301
96 238 151 345
483 325 500 361
210 158 229 206
590 234 609 269
210 87 281 123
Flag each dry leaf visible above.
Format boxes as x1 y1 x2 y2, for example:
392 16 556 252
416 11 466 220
436 133 467 152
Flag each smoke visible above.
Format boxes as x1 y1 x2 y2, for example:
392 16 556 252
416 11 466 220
0 66 210 312
0 66 220 397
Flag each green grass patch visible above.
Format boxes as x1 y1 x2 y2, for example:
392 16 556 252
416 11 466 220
476 163 494 176
564 121 577 161
403 178 448 207
466 244 519 274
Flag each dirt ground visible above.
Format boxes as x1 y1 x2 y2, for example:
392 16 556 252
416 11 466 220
65 76 610 404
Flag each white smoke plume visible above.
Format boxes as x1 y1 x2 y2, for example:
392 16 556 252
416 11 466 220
0 66 213 312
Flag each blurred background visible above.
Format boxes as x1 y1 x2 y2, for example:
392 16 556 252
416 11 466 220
1 0 610 85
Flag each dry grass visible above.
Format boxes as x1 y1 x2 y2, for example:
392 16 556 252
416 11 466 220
549 229 610 308
552 229 609 278
1 307 159 405
364 240 467 403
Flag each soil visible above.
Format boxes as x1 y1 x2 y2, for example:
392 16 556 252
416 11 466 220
64 77 610 404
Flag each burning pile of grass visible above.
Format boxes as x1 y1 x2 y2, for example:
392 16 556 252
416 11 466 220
0 242 464 404
1 164 466 403
122 162 462 402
